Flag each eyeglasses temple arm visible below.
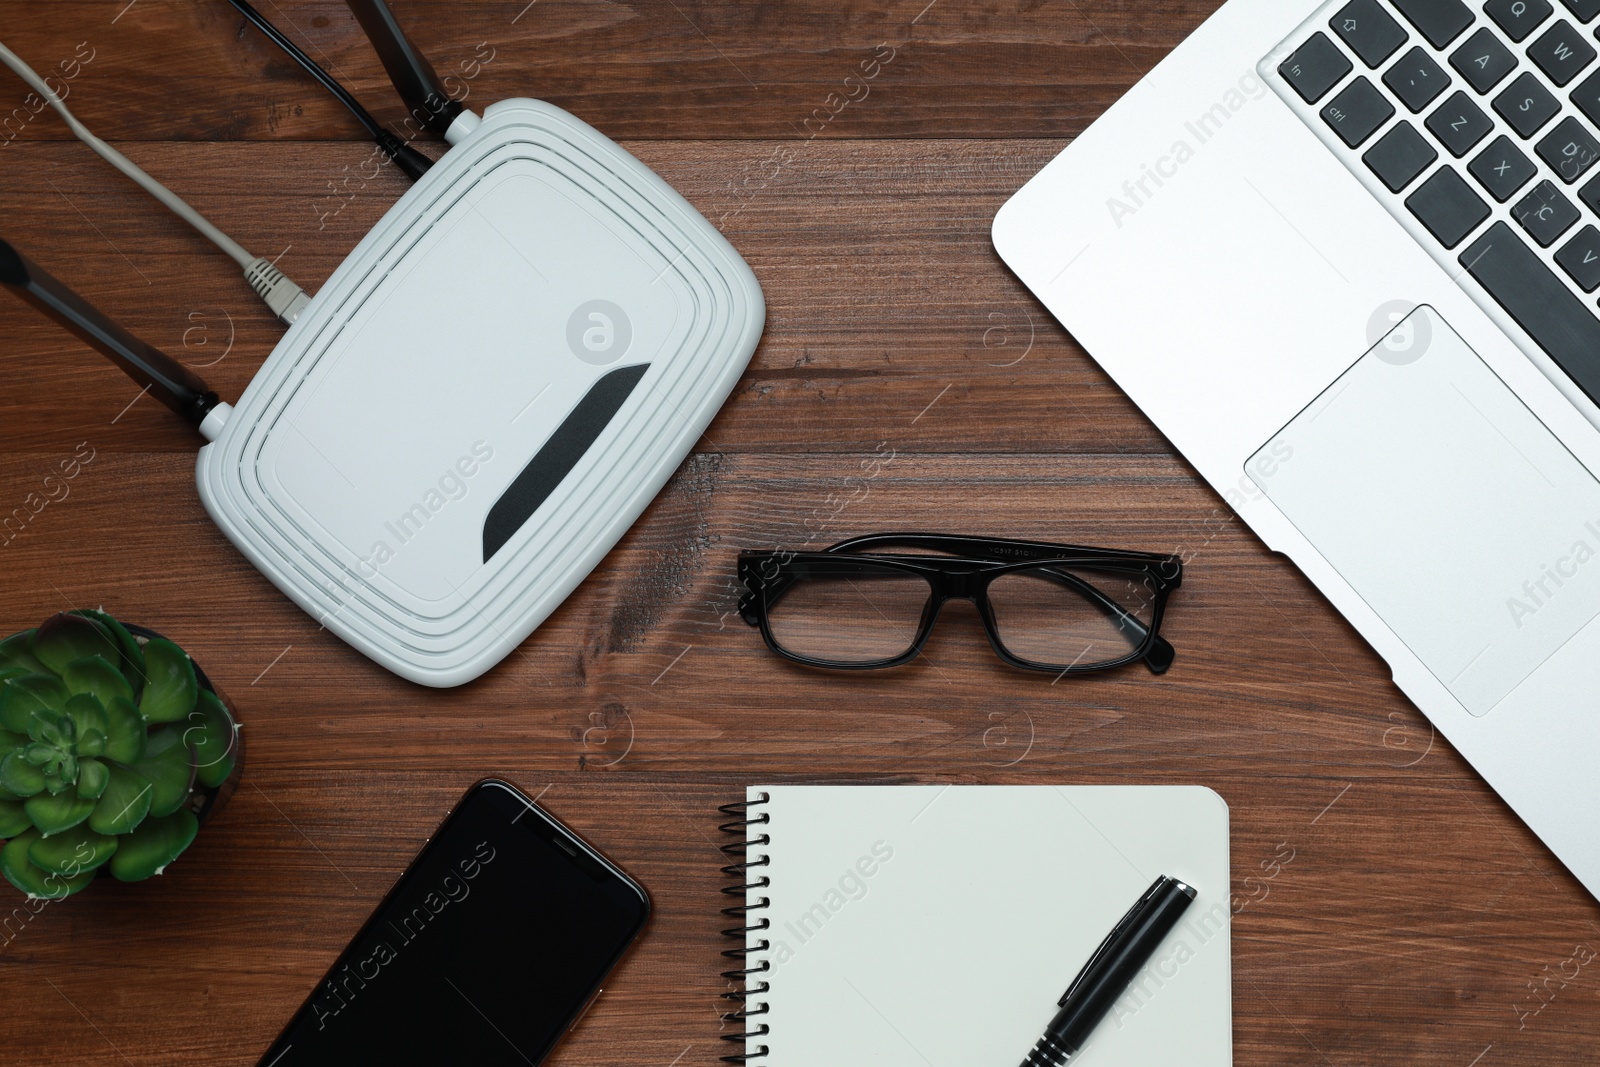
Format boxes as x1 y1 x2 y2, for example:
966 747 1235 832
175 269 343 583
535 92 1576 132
827 533 1181 577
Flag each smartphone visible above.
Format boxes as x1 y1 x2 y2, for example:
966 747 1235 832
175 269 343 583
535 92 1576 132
257 780 650 1065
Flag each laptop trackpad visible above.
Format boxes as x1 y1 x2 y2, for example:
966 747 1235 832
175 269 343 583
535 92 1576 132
1248 307 1600 716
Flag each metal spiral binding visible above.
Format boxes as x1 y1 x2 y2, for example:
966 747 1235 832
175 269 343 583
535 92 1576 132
718 791 772 1063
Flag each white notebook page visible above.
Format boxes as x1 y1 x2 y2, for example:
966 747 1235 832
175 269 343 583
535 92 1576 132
744 785 1232 1066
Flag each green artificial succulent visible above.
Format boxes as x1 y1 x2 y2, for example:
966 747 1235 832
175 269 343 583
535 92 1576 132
0 611 239 899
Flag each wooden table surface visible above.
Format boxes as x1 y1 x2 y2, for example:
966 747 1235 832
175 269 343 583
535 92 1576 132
1 2 1596 1064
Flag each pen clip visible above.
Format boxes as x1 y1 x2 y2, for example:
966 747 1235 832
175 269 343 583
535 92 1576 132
1058 876 1172 1007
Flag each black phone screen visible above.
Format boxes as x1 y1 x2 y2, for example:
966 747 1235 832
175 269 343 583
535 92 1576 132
258 781 650 1066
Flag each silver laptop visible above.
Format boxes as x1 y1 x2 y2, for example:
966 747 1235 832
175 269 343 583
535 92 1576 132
995 0 1600 898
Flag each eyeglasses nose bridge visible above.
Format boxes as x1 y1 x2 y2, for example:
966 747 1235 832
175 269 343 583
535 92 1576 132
939 569 987 601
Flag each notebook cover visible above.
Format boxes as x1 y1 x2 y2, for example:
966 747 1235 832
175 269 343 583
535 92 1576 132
727 785 1231 1066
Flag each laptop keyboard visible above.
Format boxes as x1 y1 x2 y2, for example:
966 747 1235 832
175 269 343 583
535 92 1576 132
1268 0 1600 407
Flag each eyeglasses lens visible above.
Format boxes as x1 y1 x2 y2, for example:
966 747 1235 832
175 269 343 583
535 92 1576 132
987 565 1158 669
765 564 932 665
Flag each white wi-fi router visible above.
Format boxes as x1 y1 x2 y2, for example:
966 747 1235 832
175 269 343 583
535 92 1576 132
2 1 765 687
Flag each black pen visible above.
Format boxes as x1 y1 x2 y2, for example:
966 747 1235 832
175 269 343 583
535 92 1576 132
1019 875 1198 1067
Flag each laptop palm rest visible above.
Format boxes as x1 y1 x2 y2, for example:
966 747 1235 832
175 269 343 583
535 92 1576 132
1248 307 1600 716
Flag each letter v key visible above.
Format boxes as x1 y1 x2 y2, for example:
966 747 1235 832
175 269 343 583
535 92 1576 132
1555 226 1600 293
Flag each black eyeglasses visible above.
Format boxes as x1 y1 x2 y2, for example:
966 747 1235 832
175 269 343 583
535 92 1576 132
738 534 1182 675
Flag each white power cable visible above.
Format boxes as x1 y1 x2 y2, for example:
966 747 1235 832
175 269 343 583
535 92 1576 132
0 39 310 325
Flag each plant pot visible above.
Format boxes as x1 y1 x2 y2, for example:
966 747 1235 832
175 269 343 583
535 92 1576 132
0 612 245 897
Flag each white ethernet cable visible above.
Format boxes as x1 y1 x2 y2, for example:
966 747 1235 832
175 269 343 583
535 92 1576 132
0 39 309 325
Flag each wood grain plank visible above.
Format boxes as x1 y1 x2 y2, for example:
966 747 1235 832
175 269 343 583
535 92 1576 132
0 1 1223 142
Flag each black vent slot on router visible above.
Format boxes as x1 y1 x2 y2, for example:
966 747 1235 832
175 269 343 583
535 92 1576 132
482 363 650 562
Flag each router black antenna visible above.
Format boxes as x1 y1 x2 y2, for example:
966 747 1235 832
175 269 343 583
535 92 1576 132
0 239 223 430
344 0 463 138
226 0 434 181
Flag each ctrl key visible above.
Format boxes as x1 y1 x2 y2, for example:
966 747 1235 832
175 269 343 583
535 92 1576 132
1322 77 1396 148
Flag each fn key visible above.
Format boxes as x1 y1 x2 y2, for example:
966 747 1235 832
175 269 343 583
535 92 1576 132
1280 33 1354 104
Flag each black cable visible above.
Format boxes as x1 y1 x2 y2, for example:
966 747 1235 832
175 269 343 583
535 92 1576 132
226 0 433 181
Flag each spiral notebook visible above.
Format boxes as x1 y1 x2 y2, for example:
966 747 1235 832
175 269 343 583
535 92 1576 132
718 785 1232 1066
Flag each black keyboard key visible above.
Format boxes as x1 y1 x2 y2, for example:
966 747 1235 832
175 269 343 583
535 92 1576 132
1449 28 1519 93
1427 91 1495 155
1392 0 1474 47
1559 0 1600 21
1494 72 1563 136
1574 68 1600 128
1580 170 1600 211
1407 166 1492 245
1364 120 1440 189
1322 77 1397 146
1280 33 1354 104
1556 224 1600 289
1427 92 1497 154
1537 116 1600 181
1486 0 1554 41
1459 222 1600 405
1528 20 1598 85
1331 0 1410 66
1512 180 1582 244
1384 46 1453 111
1469 135 1539 198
